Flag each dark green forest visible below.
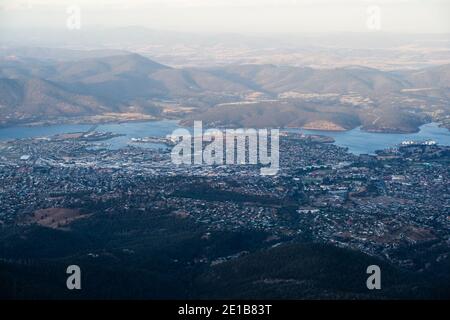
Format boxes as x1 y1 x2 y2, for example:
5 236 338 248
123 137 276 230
1 210 449 299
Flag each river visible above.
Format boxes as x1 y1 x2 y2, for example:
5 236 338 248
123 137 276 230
0 121 449 155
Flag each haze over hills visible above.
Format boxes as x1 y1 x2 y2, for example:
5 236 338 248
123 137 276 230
3 27 450 69
0 49 449 132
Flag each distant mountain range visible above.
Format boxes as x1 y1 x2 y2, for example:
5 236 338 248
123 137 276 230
1 49 449 132
3 28 450 67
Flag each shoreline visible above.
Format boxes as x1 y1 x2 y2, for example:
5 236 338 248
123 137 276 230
0 117 449 136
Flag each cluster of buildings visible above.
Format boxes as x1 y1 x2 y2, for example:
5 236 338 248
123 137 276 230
0 132 448 271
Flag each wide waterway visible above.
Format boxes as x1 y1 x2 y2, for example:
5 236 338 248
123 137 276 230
0 121 449 155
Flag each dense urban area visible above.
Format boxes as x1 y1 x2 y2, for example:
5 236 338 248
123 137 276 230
0 130 448 278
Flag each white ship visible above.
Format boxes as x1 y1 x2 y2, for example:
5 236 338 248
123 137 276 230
400 140 437 146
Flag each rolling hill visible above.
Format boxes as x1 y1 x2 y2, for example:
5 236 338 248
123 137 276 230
0 78 108 121
0 49 449 131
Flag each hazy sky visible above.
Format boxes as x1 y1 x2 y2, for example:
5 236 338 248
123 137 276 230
1 0 449 34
